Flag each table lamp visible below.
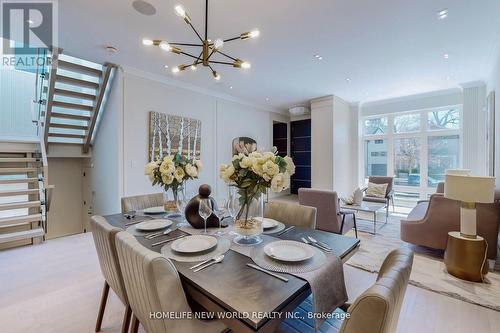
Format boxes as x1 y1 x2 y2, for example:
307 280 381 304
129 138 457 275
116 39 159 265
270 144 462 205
444 171 495 239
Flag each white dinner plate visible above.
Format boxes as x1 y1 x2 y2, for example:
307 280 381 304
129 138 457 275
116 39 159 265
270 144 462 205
262 218 279 230
143 206 166 215
264 240 314 262
171 235 218 254
135 219 172 231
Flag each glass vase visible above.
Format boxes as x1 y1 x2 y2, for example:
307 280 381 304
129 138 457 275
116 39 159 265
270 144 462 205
163 186 184 216
233 193 264 246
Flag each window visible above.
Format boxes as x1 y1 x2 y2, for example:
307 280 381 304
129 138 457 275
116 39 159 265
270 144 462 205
364 139 387 178
394 113 420 133
362 107 461 204
427 135 459 186
364 117 388 135
427 109 460 130
394 138 420 187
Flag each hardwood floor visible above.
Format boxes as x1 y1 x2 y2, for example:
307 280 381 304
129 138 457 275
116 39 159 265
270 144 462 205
1 232 499 333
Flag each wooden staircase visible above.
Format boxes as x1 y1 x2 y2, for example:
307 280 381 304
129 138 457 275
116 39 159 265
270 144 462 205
0 143 48 249
42 49 116 153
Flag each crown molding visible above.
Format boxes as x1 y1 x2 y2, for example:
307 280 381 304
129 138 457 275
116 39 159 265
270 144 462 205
120 65 287 115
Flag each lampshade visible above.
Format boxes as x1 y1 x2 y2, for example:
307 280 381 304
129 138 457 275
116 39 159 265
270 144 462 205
445 169 471 176
444 175 495 203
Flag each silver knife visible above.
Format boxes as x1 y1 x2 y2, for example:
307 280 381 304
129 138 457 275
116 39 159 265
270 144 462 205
151 235 185 247
189 257 215 270
308 236 332 251
145 228 172 239
246 263 289 282
277 225 295 236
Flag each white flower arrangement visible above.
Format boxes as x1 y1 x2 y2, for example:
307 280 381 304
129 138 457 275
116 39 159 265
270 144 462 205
144 153 202 191
219 148 295 224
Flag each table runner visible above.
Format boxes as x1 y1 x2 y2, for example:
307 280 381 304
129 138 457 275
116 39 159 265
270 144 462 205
179 223 348 330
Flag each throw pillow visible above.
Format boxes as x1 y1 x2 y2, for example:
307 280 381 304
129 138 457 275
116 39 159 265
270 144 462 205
366 182 388 198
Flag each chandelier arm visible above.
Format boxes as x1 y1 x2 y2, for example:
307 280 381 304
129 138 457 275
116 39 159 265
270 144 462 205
207 64 216 72
169 42 203 47
217 51 238 62
206 49 216 61
187 21 204 42
180 51 201 59
209 61 234 66
223 36 241 43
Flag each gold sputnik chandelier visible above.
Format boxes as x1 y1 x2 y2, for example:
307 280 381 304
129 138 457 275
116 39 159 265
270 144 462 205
142 0 259 81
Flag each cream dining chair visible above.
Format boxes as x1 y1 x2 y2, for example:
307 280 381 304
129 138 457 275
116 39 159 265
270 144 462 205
278 248 413 333
264 201 317 229
90 216 131 333
114 231 228 333
121 193 164 213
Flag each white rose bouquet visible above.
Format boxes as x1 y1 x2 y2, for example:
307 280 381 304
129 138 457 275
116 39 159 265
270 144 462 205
144 153 202 192
219 148 295 228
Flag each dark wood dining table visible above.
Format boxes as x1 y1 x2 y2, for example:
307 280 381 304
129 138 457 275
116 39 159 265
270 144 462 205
104 213 360 333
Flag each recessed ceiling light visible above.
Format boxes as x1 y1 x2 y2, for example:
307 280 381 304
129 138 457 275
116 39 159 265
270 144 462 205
443 53 449 59
265 97 270 101
132 0 157 16
446 76 451 81
346 78 351 83
314 54 323 60
164 65 169 69
437 9 448 20
229 86 233 89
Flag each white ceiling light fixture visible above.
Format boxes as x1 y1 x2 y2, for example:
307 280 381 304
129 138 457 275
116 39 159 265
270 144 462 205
132 0 157 16
314 54 323 60
144 0 259 81
437 9 448 20
346 78 352 83
443 53 449 59
164 65 169 69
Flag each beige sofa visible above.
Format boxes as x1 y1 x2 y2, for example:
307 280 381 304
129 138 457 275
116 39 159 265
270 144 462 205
400 184 500 259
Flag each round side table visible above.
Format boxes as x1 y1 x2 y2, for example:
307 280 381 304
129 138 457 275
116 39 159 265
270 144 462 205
444 231 488 282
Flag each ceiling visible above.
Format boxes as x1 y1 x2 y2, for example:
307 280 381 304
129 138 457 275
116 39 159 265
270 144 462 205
56 0 500 110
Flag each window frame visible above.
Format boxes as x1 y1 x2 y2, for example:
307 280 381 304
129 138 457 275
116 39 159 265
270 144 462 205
361 106 462 201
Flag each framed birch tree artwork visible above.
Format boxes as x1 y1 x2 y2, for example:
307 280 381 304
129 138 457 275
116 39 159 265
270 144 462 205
148 111 201 161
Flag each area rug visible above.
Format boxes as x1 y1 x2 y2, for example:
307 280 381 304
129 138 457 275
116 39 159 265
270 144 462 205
345 213 500 312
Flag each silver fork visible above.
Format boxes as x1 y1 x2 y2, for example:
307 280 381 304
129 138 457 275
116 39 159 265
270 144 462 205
307 236 332 251
145 228 172 239
301 237 332 252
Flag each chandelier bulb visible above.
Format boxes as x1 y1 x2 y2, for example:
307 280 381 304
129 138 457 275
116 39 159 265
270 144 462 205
172 66 180 73
241 61 251 69
159 41 171 51
249 30 260 38
213 71 221 80
190 64 197 71
142 38 153 46
214 39 224 50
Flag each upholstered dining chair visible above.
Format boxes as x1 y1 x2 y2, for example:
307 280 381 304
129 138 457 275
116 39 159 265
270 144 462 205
121 193 163 213
264 201 317 229
363 176 394 217
90 216 131 333
114 231 228 333
298 188 355 234
278 248 413 333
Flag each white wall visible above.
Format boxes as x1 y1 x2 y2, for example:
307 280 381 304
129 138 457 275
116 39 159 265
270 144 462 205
310 95 358 196
0 69 37 139
89 70 123 215
488 55 500 185
311 96 334 190
90 69 287 214
361 88 462 117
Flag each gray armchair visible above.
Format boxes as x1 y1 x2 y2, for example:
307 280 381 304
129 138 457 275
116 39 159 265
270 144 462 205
363 176 394 217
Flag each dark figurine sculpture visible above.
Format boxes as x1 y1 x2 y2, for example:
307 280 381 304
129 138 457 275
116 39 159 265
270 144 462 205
185 184 220 229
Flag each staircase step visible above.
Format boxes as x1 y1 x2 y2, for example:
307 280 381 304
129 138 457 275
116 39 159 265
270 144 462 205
57 60 103 77
0 227 44 244
48 133 86 139
49 123 89 131
0 167 37 174
0 189 39 197
0 214 42 227
53 88 96 101
53 100 93 112
51 112 91 121
0 157 39 163
56 75 99 89
0 201 41 211
0 178 39 185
